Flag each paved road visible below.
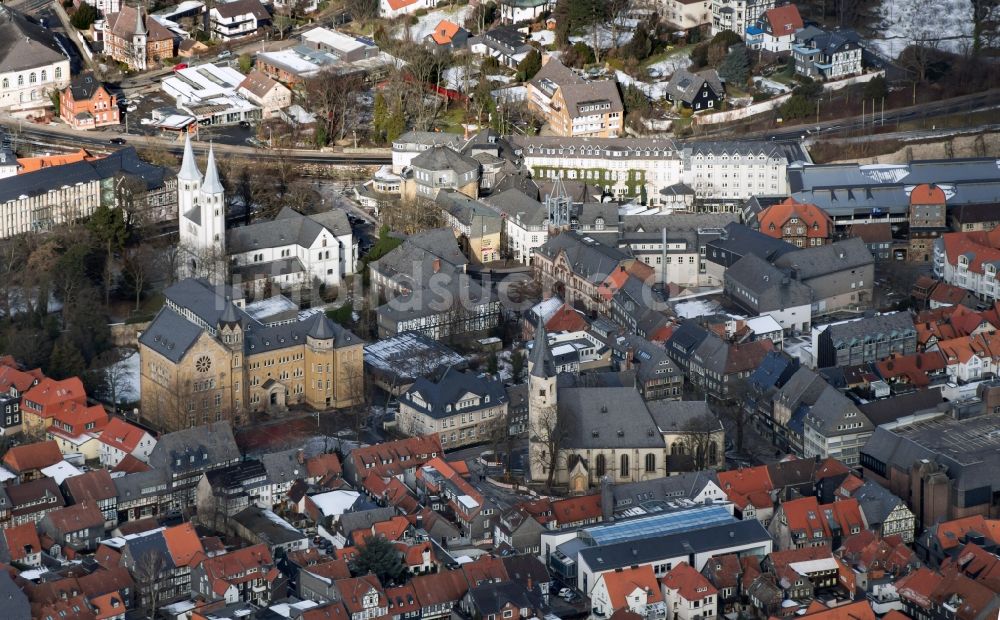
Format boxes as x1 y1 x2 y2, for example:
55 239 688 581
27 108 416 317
0 117 392 165
701 88 1000 143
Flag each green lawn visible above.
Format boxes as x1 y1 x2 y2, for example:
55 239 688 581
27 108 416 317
436 106 468 134
641 45 694 69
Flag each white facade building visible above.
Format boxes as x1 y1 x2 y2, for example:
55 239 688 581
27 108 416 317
162 64 261 126
711 0 775 36
177 136 228 284
379 0 433 19
512 136 799 204
0 6 71 113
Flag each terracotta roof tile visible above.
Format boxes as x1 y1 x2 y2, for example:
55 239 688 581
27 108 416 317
64 469 116 503
431 20 460 45
602 565 662 610
763 4 803 36
96 418 150 454
2 440 63 473
910 184 947 206
338 574 386 614
162 522 205 567
305 559 351 581
758 198 832 240
44 502 103 534
798 600 876 620
718 466 774 510
410 570 469 607
2 522 41 561
661 562 716 602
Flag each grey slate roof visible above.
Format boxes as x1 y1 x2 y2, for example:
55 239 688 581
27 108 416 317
410 145 479 176
138 307 204 364
0 5 66 73
706 223 798 266
68 72 104 101
535 231 631 284
858 389 943 427
340 507 398 536
725 253 813 311
114 468 169 504
823 312 915 347
260 448 308 486
803 384 871 436
484 188 547 226
401 367 507 420
558 387 663 449
529 323 556 379
603 470 720 512
578 519 771 573
0 160 100 204
773 367 828 415
665 68 724 103
147 421 239 476
559 79 624 119
370 228 468 287
621 335 680 385
232 506 305 546
774 237 873 279
850 480 905 527
227 206 351 254
647 400 721 434
0 570 29 619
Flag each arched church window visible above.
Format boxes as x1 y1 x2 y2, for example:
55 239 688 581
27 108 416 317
595 454 606 477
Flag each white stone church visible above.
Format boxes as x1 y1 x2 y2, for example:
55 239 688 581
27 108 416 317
177 136 356 293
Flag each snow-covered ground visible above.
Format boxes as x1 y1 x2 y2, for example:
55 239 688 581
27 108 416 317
672 298 744 320
868 0 975 58
392 6 474 42
531 30 555 46
646 53 692 77
108 348 140 404
569 23 636 50
616 70 670 100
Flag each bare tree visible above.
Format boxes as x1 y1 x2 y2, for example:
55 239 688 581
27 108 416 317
303 70 366 144
381 198 443 235
122 245 155 311
683 412 723 471
94 348 131 409
132 550 168 618
530 403 571 493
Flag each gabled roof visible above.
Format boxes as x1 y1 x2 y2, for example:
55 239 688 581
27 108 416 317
601 564 663 608
0 5 67 73
661 561 717 601
430 20 462 45
718 465 774 510
238 69 284 98
758 198 832 240
96 418 151 454
2 440 63 473
410 570 469 607
147 421 239 474
1 522 41 562
763 4 803 36
211 0 269 20
551 494 602 525
665 68 724 103
42 502 104 533
401 367 507 420
67 72 108 102
64 469 117 503
105 5 173 41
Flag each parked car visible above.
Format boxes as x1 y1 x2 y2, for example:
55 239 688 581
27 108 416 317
126 104 137 112
557 588 572 599
173 63 188 71
108 137 127 145
217 50 232 59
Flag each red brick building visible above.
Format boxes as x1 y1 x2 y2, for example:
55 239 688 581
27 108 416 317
60 72 119 130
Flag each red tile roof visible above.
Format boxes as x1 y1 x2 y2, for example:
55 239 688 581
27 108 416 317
91 592 126 620
2 440 64 473
910 184 947 206
44 502 104 534
551 494 602 526
385 584 420 617
49 403 109 440
941 227 1000 276
200 544 276 596
545 303 589 333
897 567 943 609
22 377 86 418
301 602 350 620
797 600 876 620
430 20 460 45
602 565 663 609
111 453 150 474
758 198 832 240
875 352 947 387
461 555 508 587
305 559 352 581
701 553 742 590
307 453 342 480
946 543 1000 592
2 522 41 561
718 466 774 510
64 469 116 504
338 574 386 615
410 570 469 607
97 418 150 454
933 515 1000 551
162 522 206 567
763 4 803 36
661 562 714 602
0 365 38 394
349 435 442 480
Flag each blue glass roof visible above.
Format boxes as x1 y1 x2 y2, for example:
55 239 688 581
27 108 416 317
580 504 735 546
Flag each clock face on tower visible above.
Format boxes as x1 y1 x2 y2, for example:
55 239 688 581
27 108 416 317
195 356 212 373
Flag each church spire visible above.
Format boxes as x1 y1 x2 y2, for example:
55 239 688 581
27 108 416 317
134 3 147 36
178 133 202 182
201 142 224 195
529 321 556 378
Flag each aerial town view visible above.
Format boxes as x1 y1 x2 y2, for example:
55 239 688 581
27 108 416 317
0 0 998 617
